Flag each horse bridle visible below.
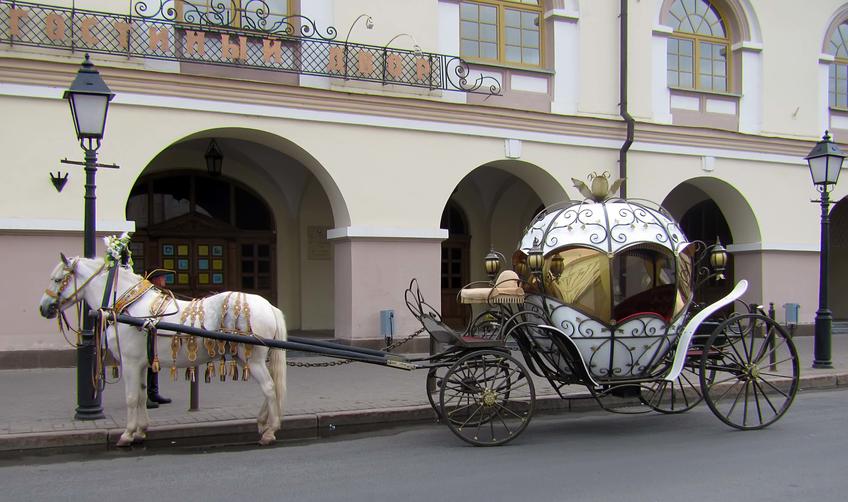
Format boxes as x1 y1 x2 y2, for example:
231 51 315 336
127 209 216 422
44 258 106 311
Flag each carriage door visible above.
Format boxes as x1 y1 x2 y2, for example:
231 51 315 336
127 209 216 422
440 203 470 329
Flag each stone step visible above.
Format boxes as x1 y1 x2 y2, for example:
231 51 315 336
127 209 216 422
834 321 848 335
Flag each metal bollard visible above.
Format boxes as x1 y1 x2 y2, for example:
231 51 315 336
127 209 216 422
190 366 199 411
768 302 777 370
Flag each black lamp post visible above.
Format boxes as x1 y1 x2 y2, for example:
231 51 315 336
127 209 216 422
64 54 114 420
805 131 845 369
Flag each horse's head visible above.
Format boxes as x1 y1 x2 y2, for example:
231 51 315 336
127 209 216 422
39 254 105 319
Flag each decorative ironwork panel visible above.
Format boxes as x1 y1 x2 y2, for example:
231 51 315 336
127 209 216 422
0 0 501 95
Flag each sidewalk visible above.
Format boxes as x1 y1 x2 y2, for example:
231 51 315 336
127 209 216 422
1 335 847 452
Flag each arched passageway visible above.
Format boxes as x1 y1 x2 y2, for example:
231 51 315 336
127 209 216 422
125 132 341 333
440 162 557 328
831 197 848 321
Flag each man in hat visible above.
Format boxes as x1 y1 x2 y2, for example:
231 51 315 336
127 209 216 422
146 268 172 409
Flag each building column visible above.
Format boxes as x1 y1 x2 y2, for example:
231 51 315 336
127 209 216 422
329 227 447 348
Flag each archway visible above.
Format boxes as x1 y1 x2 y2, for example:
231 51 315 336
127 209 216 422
126 132 341 334
440 162 556 328
126 170 276 301
662 179 756 307
831 196 848 321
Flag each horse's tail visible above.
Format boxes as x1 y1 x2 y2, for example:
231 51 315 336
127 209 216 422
270 306 288 422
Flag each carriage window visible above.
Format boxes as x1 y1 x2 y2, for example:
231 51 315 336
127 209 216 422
544 247 612 322
611 245 677 322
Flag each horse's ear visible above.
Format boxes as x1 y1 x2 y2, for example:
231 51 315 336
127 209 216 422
60 253 69 267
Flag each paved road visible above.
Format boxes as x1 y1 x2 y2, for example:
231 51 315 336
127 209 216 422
1 389 846 502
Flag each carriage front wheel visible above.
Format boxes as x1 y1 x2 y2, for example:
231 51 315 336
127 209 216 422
439 349 535 446
699 313 800 430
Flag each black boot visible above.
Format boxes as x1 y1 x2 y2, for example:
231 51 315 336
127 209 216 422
147 369 171 406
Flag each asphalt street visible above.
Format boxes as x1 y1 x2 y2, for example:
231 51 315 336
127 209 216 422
1 388 846 502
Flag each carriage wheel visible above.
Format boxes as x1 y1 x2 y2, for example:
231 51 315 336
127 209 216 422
699 314 799 430
426 366 449 419
641 356 715 414
641 362 709 414
439 349 535 446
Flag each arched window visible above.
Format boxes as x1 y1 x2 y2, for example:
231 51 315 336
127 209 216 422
667 0 730 92
460 0 543 67
827 22 848 109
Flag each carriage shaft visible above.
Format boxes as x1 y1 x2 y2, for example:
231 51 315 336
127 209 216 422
105 313 416 369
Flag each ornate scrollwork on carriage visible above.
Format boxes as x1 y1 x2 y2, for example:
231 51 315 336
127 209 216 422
514 196 695 383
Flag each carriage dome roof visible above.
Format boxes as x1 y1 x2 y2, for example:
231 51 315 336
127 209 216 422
517 199 689 256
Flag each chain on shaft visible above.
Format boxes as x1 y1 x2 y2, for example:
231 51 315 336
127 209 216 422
286 327 425 368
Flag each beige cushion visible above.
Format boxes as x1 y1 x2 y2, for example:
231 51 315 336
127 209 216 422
460 270 525 304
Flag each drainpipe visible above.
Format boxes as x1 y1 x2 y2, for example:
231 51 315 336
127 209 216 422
619 0 635 199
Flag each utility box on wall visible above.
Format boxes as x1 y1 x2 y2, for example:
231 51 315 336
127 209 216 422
380 309 395 343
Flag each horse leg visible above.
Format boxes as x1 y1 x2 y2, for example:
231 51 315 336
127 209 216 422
134 365 151 441
246 350 279 445
257 400 270 434
117 359 146 447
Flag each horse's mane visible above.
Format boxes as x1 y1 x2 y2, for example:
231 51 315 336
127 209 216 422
77 256 145 283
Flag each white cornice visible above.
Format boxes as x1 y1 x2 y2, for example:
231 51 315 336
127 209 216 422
0 218 135 233
327 226 449 241
728 242 819 253
0 82 807 165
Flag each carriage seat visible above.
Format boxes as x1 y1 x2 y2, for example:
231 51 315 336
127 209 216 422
419 314 504 348
460 270 525 305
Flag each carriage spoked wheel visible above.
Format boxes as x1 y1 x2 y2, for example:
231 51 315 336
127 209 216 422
640 357 715 414
439 349 535 446
699 313 800 430
426 366 449 419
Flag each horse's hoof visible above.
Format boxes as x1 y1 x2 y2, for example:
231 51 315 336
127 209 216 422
116 435 133 447
132 432 147 442
258 432 276 446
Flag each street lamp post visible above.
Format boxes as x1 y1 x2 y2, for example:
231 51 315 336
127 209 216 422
64 54 115 420
805 131 845 369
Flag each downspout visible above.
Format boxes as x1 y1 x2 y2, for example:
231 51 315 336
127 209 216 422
619 0 635 198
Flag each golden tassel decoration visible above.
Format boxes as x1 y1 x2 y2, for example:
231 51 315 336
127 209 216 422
184 368 191 381
230 341 239 356
111 365 119 379
242 365 250 381
230 360 239 381
189 366 196 383
186 336 198 363
219 358 227 382
217 340 227 357
170 336 180 382
152 356 160 374
244 344 253 360
204 338 216 358
204 363 213 383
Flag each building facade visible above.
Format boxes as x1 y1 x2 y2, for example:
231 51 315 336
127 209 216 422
1 0 846 364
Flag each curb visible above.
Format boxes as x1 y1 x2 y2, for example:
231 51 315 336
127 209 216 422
1 371 845 453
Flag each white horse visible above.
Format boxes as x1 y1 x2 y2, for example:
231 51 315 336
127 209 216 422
38 254 287 447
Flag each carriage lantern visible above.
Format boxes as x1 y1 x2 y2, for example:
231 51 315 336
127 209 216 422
484 249 503 280
549 253 565 279
64 54 114 142
708 239 728 281
527 241 544 276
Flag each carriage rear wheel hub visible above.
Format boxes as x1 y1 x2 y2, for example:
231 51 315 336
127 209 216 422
481 388 497 407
